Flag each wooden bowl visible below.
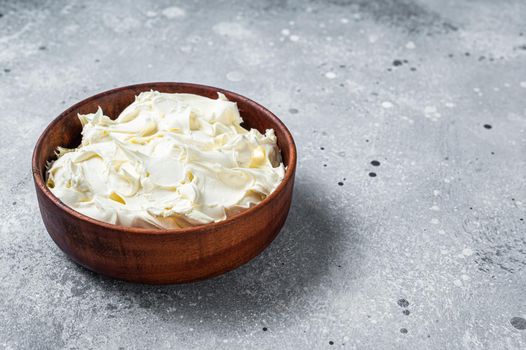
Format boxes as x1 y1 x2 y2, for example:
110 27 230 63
32 82 296 284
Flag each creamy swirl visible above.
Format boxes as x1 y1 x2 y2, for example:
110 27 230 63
46 91 285 229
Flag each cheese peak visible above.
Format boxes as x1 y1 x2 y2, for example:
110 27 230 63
47 91 285 229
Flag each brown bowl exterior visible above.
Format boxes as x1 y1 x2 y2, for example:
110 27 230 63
32 82 296 284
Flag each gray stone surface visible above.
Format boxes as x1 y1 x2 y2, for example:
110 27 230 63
1 0 525 348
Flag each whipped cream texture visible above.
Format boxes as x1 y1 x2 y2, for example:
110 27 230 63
46 91 285 229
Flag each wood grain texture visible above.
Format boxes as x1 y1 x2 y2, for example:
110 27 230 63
32 82 297 284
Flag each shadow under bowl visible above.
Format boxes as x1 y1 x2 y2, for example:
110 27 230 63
32 82 297 284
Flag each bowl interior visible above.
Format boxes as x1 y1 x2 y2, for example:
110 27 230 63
33 82 295 210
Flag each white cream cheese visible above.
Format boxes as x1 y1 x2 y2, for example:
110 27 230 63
46 91 285 229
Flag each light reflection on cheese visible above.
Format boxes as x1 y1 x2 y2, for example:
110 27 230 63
46 91 285 229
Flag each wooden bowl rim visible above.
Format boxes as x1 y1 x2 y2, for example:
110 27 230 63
32 82 297 235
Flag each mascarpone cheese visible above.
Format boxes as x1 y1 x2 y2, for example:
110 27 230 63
46 91 285 229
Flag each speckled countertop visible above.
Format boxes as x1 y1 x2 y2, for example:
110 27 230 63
0 0 525 349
